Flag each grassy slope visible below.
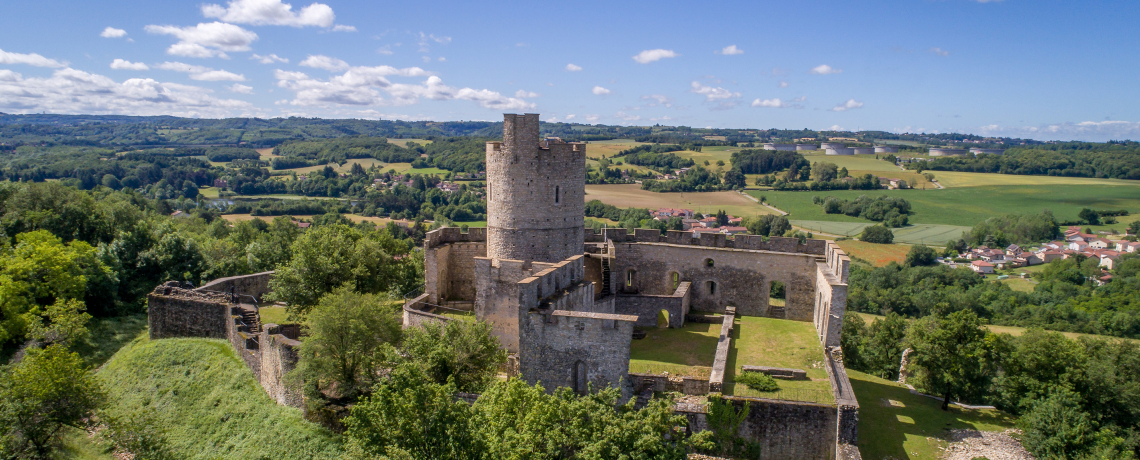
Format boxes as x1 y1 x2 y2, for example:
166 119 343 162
850 370 1015 460
98 337 343 460
724 316 834 404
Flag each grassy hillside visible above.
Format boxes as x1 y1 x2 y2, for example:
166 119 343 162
97 337 343 460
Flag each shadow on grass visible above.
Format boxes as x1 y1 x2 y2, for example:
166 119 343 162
73 314 149 368
629 322 720 373
849 370 1016 460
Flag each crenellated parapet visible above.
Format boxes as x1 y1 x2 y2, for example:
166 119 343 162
585 228 827 256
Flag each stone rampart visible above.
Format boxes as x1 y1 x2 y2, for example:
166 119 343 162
196 271 275 303
709 307 736 392
814 243 851 348
473 257 555 352
402 293 453 328
147 287 230 339
679 395 839 460
629 373 710 395
259 324 302 407
824 347 860 456
614 281 691 328
586 228 827 256
519 309 637 396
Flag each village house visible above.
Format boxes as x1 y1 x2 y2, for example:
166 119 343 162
1088 238 1113 249
1118 241 1140 253
719 226 749 235
971 260 995 274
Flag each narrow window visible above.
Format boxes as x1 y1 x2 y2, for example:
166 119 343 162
671 272 680 290
555 185 560 204
627 270 635 287
707 281 717 295
705 258 714 268
488 183 492 202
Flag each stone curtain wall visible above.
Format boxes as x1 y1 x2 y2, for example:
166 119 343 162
196 271 275 303
147 287 229 339
259 325 303 407
680 396 839 460
402 293 454 329
424 228 487 304
614 281 692 328
709 306 736 392
486 114 586 263
519 309 637 397
473 257 554 352
813 243 851 348
609 242 818 319
586 228 827 256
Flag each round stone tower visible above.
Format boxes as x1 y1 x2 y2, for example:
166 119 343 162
485 113 585 263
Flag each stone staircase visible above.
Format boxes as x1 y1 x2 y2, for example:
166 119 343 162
601 258 612 295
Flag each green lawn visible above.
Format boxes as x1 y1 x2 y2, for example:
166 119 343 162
258 305 292 325
629 322 720 377
850 369 1016 460
724 316 834 404
98 337 343 460
752 184 1140 227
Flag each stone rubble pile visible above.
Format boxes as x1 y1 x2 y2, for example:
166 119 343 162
941 429 1035 460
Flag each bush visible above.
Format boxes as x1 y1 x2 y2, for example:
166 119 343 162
859 225 895 244
735 372 779 392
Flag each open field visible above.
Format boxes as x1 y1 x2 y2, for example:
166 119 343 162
835 240 912 266
792 220 971 245
752 184 1140 227
933 170 1140 188
850 369 1016 460
583 139 645 159
586 184 770 218
629 321 719 377
220 213 420 227
724 316 834 404
273 158 389 174
387 138 433 148
98 337 342 459
256 148 279 160
198 186 220 198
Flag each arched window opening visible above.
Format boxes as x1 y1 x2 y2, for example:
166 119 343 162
707 281 717 295
626 269 636 287
705 258 714 268
657 310 671 328
573 361 587 395
671 272 680 290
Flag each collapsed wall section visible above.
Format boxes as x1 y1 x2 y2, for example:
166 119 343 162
147 287 229 339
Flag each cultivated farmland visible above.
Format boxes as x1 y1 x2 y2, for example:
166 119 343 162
585 184 771 218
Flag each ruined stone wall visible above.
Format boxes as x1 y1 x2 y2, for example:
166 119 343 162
629 373 710 395
486 113 585 263
610 242 819 319
613 281 691 328
518 309 636 396
586 228 827 256
709 307 736 392
403 293 453 328
196 271 275 303
424 228 487 304
681 396 839 460
259 325 302 407
824 347 860 455
813 243 851 348
147 287 229 339
473 257 554 352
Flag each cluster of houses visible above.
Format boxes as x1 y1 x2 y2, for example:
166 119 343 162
650 208 747 236
654 167 692 180
948 226 1138 285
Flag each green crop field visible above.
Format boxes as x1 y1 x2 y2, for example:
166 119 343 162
583 139 645 159
752 184 1140 227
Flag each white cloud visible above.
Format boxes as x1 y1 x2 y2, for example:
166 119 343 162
158 61 246 81
110 59 149 71
975 120 1140 142
615 111 641 122
331 25 356 32
514 89 539 98
376 46 393 55
300 54 349 71
592 86 611 95
585 114 599 123
717 45 744 55
565 63 582 72
565 114 576 120
229 83 254 94
751 98 787 108
928 47 950 56
0 48 66 68
689 81 740 101
437 57 445 62
779 81 788 88
274 68 532 110
421 56 431 63
251 53 288 64
202 0 335 27
641 94 672 107
101 27 128 38
829 125 843 131
0 67 256 117
417 32 451 52
632 49 678 64
830 99 863 112
145 22 258 58
810 64 841 75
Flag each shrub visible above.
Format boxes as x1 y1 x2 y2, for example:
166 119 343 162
859 225 895 244
735 372 779 392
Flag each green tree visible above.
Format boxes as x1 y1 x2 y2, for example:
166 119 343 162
863 313 909 379
401 320 507 394
1079 208 1101 225
1128 220 1140 235
905 310 995 410
292 287 403 400
859 225 894 244
0 345 105 459
722 168 746 189
1018 390 1099 459
904 245 937 267
810 162 838 182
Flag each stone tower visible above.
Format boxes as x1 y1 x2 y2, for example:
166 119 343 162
485 113 586 263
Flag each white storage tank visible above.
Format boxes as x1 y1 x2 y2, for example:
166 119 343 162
929 148 968 156
820 142 845 150
795 144 817 151
852 147 874 155
874 145 898 153
824 147 855 155
969 148 1005 155
763 143 796 151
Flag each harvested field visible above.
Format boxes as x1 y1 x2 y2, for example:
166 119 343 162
585 184 771 218
836 240 912 266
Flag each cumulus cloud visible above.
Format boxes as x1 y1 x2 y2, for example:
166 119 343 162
202 0 335 27
331 25 356 32
565 63 582 72
251 53 288 64
101 27 127 38
592 86 611 95
810 64 841 75
615 111 641 122
514 89 539 98
976 120 1140 142
751 98 787 108
229 83 254 94
689 81 740 101
565 114 576 120
641 94 672 107
110 59 149 71
145 22 258 58
0 48 66 68
299 54 349 71
928 47 950 56
632 49 678 64
585 114 599 123
830 99 863 112
376 46 393 55
273 67 532 110
717 45 744 55
0 67 255 117
158 61 246 81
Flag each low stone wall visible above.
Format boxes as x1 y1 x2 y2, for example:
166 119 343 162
402 293 453 328
259 324 302 407
196 271 275 303
742 365 808 380
629 373 710 395
614 281 691 328
586 228 826 256
824 347 860 457
147 287 229 339
679 395 839 460
709 307 736 392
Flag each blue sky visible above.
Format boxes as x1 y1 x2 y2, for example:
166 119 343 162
1 0 1138 141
